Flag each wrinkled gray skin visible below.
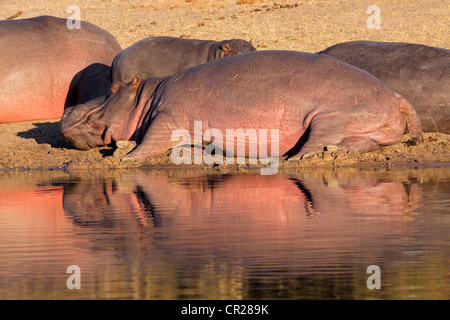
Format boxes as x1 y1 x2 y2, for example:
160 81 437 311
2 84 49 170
319 41 450 133
111 36 256 82
62 50 422 161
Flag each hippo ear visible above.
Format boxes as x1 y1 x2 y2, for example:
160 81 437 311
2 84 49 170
130 76 141 89
221 44 232 56
111 81 121 94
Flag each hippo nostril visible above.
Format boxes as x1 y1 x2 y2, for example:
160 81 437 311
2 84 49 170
101 127 110 145
101 127 107 141
101 125 117 146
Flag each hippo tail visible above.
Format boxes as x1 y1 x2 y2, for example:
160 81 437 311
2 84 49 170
397 93 423 144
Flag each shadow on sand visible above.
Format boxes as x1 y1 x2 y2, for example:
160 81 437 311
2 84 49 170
17 121 69 149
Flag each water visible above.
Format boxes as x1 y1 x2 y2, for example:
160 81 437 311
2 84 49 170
0 166 449 300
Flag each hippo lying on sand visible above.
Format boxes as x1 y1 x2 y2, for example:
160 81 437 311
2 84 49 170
0 15 122 123
111 36 256 82
319 41 449 133
62 50 422 161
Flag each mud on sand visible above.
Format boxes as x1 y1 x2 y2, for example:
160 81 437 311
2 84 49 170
0 0 449 172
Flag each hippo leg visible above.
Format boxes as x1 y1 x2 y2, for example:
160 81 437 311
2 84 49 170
121 113 179 161
287 113 389 161
290 135 380 160
288 121 344 160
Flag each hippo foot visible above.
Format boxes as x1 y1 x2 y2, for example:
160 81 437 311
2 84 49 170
404 133 424 146
113 140 137 158
286 152 315 161
325 145 339 152
301 152 316 159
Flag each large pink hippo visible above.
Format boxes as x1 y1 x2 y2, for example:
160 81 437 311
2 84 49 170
111 36 256 82
319 41 450 133
61 50 422 161
0 15 122 123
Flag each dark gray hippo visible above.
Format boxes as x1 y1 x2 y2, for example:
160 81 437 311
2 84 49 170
319 41 450 133
62 50 422 161
0 15 122 123
111 36 256 82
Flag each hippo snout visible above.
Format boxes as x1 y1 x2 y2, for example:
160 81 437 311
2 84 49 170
62 127 104 150
62 123 105 150
61 102 108 150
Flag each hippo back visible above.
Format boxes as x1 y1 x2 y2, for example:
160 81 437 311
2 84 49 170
111 36 256 82
0 15 122 123
319 41 450 133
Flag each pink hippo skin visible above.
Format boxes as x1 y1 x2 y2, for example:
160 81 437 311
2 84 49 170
61 50 422 160
0 16 122 123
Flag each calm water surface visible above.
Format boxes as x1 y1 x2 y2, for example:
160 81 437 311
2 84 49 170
0 166 449 300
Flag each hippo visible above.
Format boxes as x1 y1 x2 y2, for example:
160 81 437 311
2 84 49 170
61 50 422 162
111 36 256 82
0 15 122 123
318 41 450 133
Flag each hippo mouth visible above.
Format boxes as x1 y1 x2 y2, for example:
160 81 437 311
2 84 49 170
62 116 111 150
63 115 137 150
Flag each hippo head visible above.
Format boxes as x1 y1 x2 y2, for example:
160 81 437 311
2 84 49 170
61 76 153 150
212 39 257 59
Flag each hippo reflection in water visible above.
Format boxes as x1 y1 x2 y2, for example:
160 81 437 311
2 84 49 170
57 169 450 298
1 169 447 299
62 171 423 246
